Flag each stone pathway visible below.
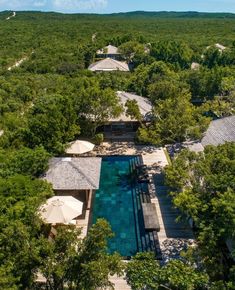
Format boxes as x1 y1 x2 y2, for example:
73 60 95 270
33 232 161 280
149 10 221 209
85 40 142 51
7 51 34 71
6 11 16 20
110 274 131 290
8 56 28 71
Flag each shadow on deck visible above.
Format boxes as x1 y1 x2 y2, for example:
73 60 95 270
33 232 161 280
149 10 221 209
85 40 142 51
153 172 194 239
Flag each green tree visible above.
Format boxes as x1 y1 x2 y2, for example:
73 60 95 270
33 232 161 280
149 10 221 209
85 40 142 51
39 226 82 290
79 87 123 136
151 41 193 68
24 94 80 153
125 99 142 122
126 252 160 290
0 146 50 178
137 90 210 144
183 67 225 100
202 46 222 68
160 260 209 290
128 61 176 96
119 41 145 62
0 264 19 290
73 219 124 290
0 175 53 289
118 41 152 67
147 79 188 103
126 252 208 290
165 143 235 281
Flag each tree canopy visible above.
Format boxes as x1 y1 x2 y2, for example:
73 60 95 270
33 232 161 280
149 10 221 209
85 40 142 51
165 143 235 283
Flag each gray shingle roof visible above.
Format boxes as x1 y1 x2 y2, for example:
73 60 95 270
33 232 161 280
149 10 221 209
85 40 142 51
88 58 129 72
43 157 102 190
110 91 152 122
201 116 235 147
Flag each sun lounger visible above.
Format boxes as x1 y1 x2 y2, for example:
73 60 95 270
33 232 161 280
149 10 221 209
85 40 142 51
142 203 160 232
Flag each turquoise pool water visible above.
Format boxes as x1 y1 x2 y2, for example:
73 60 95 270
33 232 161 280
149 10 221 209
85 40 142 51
92 156 153 257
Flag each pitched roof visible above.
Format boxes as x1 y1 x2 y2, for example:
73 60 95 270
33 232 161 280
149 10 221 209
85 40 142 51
42 157 102 190
110 91 152 122
88 58 130 72
201 116 235 147
97 45 119 55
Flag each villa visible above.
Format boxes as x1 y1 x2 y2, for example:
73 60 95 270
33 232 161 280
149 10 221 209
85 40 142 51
103 91 152 140
96 44 121 60
89 44 130 72
88 57 130 72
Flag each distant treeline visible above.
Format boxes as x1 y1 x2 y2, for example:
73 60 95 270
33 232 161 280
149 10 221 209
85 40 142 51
108 11 235 18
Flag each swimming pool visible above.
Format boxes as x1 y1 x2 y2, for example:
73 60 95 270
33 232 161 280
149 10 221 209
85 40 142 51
92 156 158 258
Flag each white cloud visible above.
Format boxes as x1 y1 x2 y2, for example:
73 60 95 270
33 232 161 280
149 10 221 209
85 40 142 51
0 0 47 9
0 0 108 11
52 0 108 11
34 0 47 7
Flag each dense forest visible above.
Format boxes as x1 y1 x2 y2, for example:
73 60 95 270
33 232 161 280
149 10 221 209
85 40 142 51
0 11 234 289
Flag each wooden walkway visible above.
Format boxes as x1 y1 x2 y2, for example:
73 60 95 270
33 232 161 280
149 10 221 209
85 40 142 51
154 173 193 240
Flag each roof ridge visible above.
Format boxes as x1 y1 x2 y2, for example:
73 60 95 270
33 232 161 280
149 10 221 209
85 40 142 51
126 92 151 112
119 92 152 114
111 58 129 70
70 160 97 189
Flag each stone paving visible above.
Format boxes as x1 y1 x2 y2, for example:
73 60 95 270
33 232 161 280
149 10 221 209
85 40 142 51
109 274 131 290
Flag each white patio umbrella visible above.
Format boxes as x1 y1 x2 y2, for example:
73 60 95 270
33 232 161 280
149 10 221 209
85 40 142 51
66 140 95 155
39 196 83 224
